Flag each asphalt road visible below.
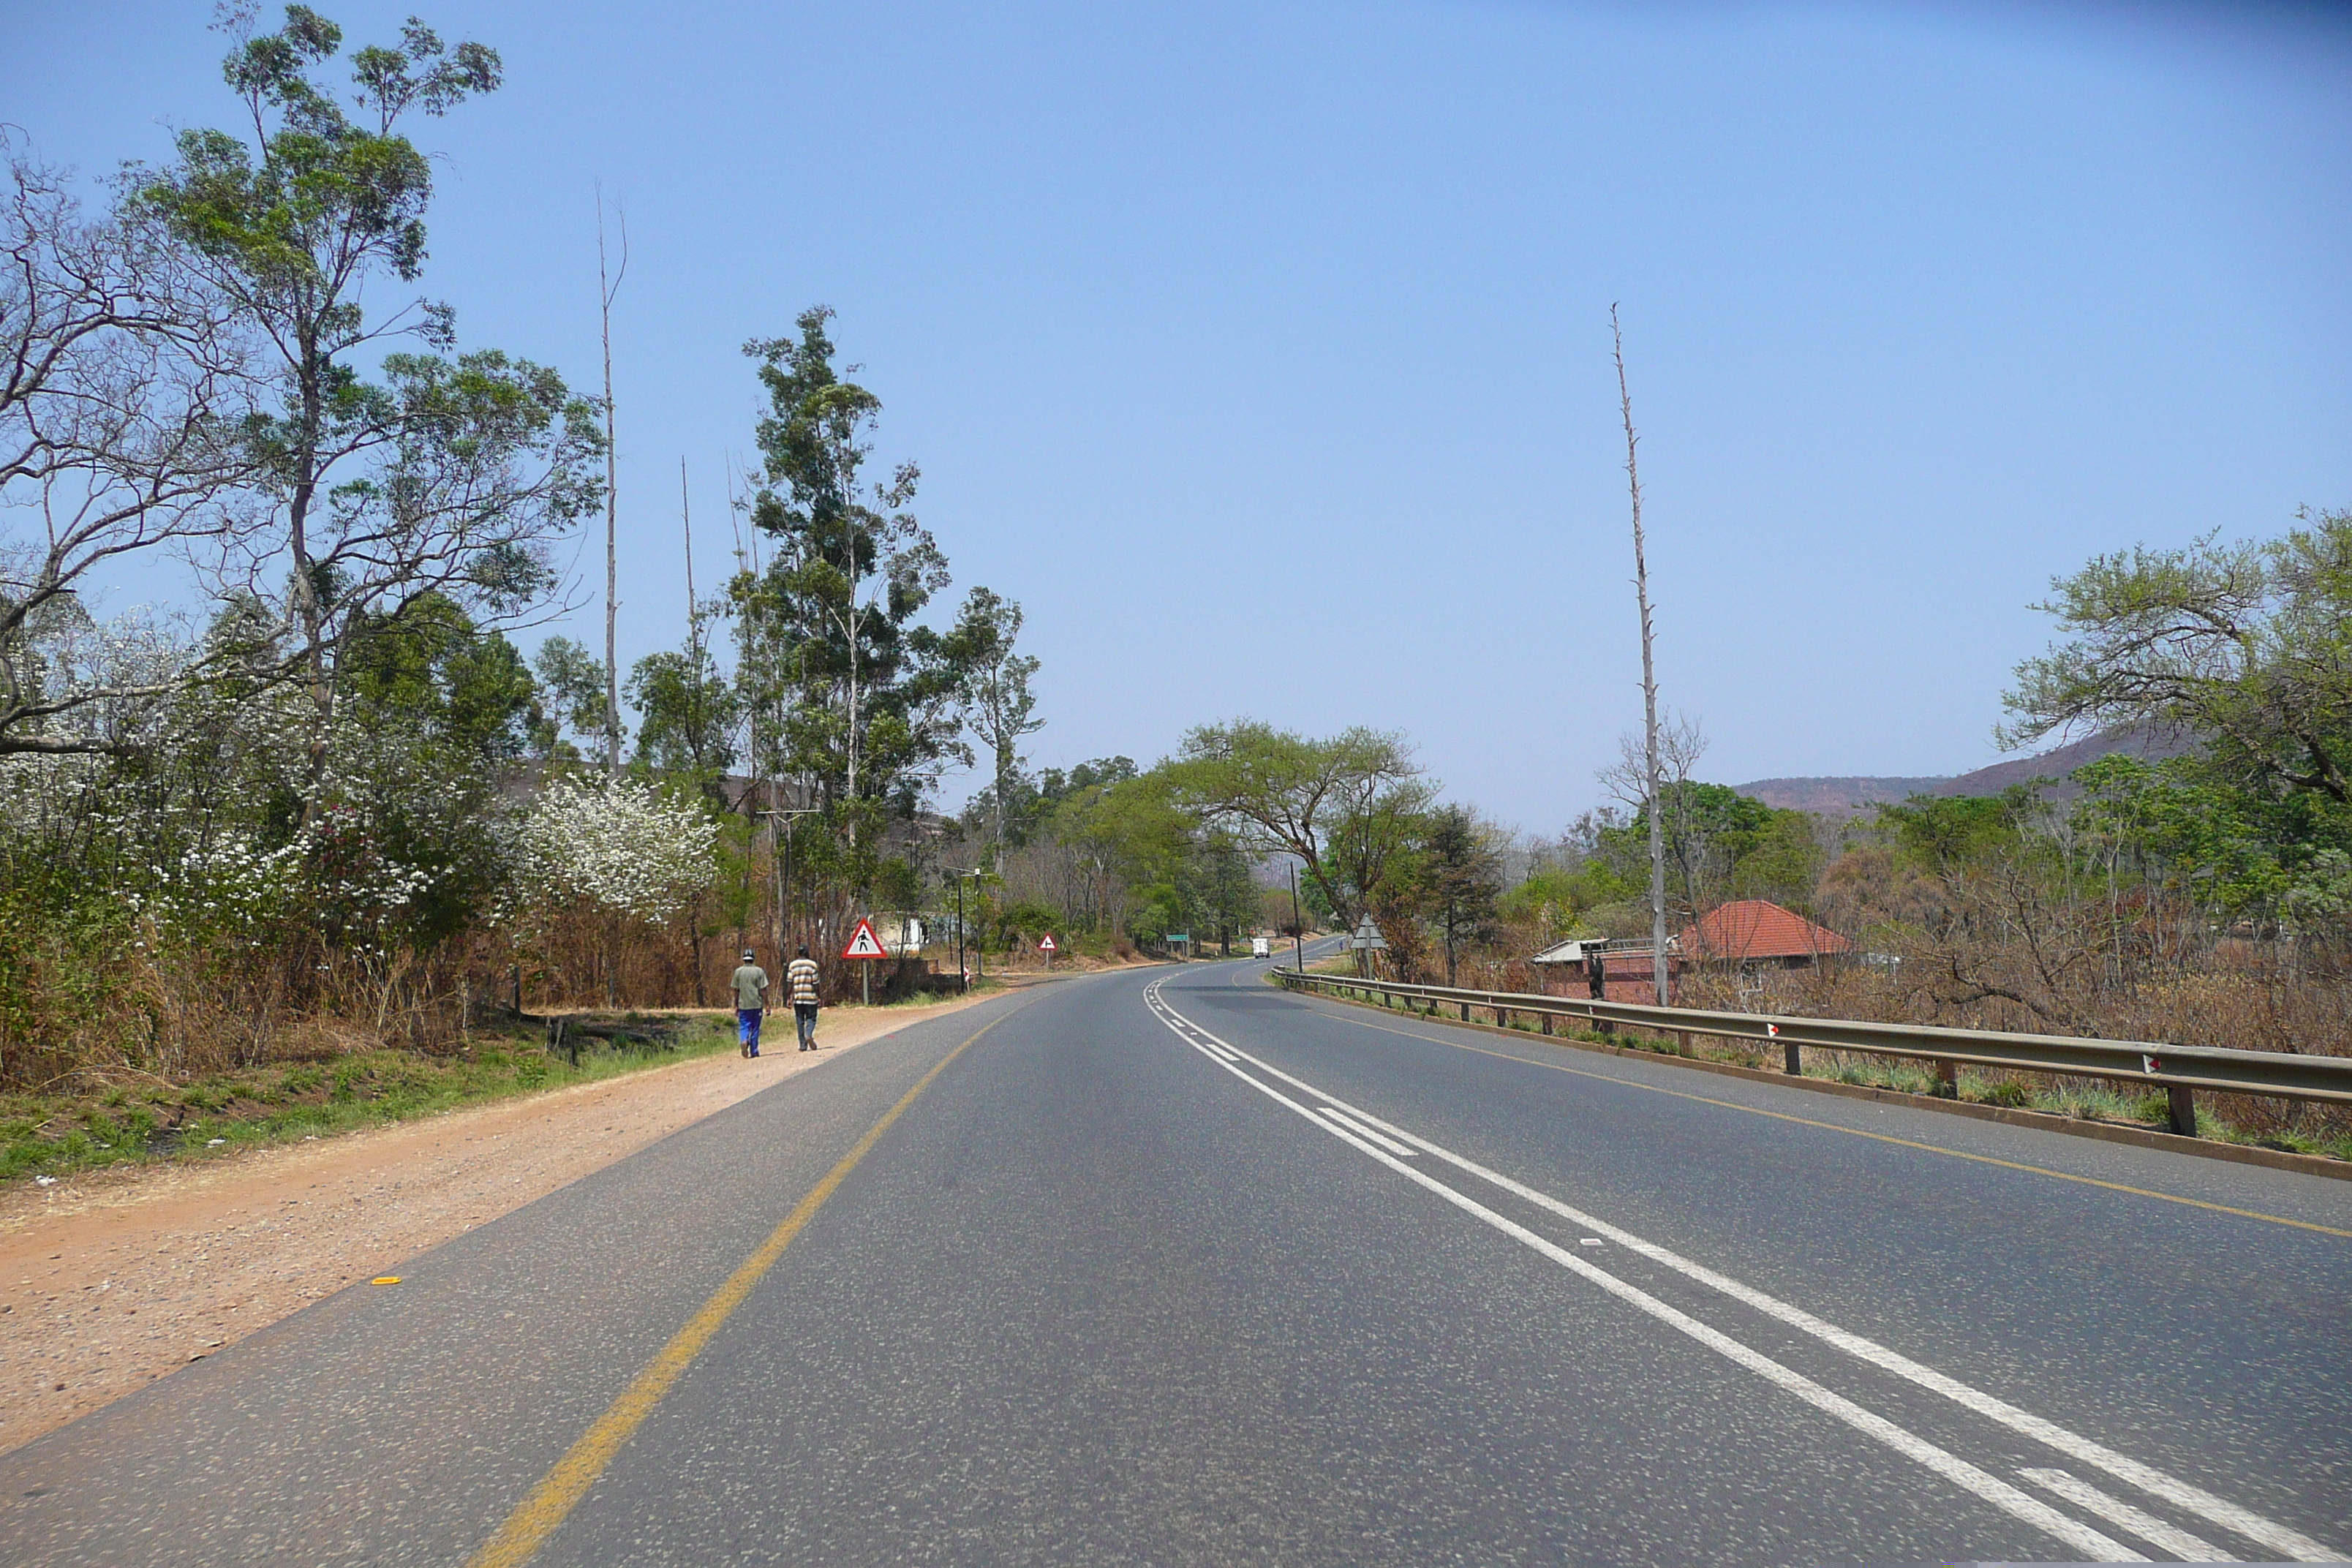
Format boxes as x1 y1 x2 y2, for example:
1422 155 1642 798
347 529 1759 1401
4 953 2348 1566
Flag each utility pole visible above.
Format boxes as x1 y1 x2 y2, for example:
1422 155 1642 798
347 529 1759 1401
1612 304 1672 1009
1290 863 1305 974
960 869 985 987
595 189 628 775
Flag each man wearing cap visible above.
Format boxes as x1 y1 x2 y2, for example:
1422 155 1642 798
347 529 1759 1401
731 949 770 1058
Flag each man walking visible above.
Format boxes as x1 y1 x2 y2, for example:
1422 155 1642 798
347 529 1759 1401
732 949 769 1058
788 944 822 1052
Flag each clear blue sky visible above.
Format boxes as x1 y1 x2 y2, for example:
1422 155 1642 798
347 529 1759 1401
11 0 2351 830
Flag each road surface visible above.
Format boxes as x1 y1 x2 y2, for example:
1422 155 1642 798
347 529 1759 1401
4 953 2347 1565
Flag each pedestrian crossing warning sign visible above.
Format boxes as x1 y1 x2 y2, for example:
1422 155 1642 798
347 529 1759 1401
1036 933 1058 953
843 917 888 960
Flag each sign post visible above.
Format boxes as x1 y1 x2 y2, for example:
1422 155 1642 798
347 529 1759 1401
843 916 888 1006
1037 932 1057 971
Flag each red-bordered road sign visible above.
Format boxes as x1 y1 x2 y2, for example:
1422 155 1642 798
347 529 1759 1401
1036 933 1058 954
843 918 888 960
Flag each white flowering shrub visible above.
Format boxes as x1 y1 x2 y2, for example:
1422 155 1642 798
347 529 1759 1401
508 773 717 928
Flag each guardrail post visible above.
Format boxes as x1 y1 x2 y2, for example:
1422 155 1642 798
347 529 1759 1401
2166 1085 2198 1138
1458 999 1470 1022
1783 1039 1801 1075
1539 1011 1553 1036
1674 1030 1690 1058
1934 1058 1959 1098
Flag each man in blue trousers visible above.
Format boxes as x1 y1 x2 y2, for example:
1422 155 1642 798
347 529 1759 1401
732 949 769 1058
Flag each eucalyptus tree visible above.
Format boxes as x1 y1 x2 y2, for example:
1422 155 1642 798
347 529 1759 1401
137 5 600 819
626 633 739 789
532 635 615 758
737 306 970 885
952 585 1044 855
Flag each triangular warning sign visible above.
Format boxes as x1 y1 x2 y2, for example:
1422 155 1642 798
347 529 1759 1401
842 917 888 960
1036 933 1058 953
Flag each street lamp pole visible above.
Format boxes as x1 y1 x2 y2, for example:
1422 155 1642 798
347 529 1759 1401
959 868 985 989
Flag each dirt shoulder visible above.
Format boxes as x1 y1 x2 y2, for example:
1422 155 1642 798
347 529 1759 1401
0 991 989 1458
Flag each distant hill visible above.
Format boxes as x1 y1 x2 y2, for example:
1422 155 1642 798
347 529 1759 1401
1735 725 2193 819
1731 774 1952 816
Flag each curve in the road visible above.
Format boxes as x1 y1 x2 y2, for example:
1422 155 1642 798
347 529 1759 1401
1143 976 2333 1563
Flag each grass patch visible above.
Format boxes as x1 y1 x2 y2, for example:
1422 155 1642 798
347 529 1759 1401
1 1014 739 1187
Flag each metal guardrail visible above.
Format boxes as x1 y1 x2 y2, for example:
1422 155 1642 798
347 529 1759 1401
1272 968 2352 1137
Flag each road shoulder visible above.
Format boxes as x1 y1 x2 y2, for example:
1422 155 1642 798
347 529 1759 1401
0 992 986 1457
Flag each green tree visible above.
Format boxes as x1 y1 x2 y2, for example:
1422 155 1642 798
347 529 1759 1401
951 586 1043 856
1496 865 1593 941
625 637 739 788
139 5 599 819
736 306 969 886
1052 769 1194 941
1597 780 1790 924
1727 808 1826 908
313 591 537 943
533 636 611 757
1877 792 2029 879
1198 829 1259 954
2005 510 2352 807
1168 720 1424 930
1422 805 1504 985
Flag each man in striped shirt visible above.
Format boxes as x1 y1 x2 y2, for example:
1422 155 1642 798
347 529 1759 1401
787 945 822 1051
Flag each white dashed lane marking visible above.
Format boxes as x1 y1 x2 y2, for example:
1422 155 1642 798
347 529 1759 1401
1142 979 2336 1564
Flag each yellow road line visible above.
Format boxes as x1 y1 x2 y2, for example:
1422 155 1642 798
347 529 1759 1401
1308 1003 2352 1241
468 1012 1008 1568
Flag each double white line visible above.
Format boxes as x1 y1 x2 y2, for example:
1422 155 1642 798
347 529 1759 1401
1142 981 2334 1564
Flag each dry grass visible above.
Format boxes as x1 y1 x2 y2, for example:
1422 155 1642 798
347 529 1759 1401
1392 936 2352 1160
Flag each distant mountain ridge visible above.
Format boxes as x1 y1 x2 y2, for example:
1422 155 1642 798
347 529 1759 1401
1735 725 2192 818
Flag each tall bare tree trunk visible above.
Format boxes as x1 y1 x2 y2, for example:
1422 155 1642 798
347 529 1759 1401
1612 306 1672 1009
682 457 706 1006
595 189 627 776
290 323 333 828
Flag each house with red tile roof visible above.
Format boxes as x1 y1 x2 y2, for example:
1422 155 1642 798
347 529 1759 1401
1677 900 1852 968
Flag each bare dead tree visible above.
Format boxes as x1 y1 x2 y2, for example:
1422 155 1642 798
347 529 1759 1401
595 186 627 774
1 143 259 755
1598 709 1712 934
1611 305 1671 1005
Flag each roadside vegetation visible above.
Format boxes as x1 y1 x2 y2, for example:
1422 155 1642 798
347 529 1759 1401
4 8 2344 1175
1490 1010 2352 1162
0 1013 736 1186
